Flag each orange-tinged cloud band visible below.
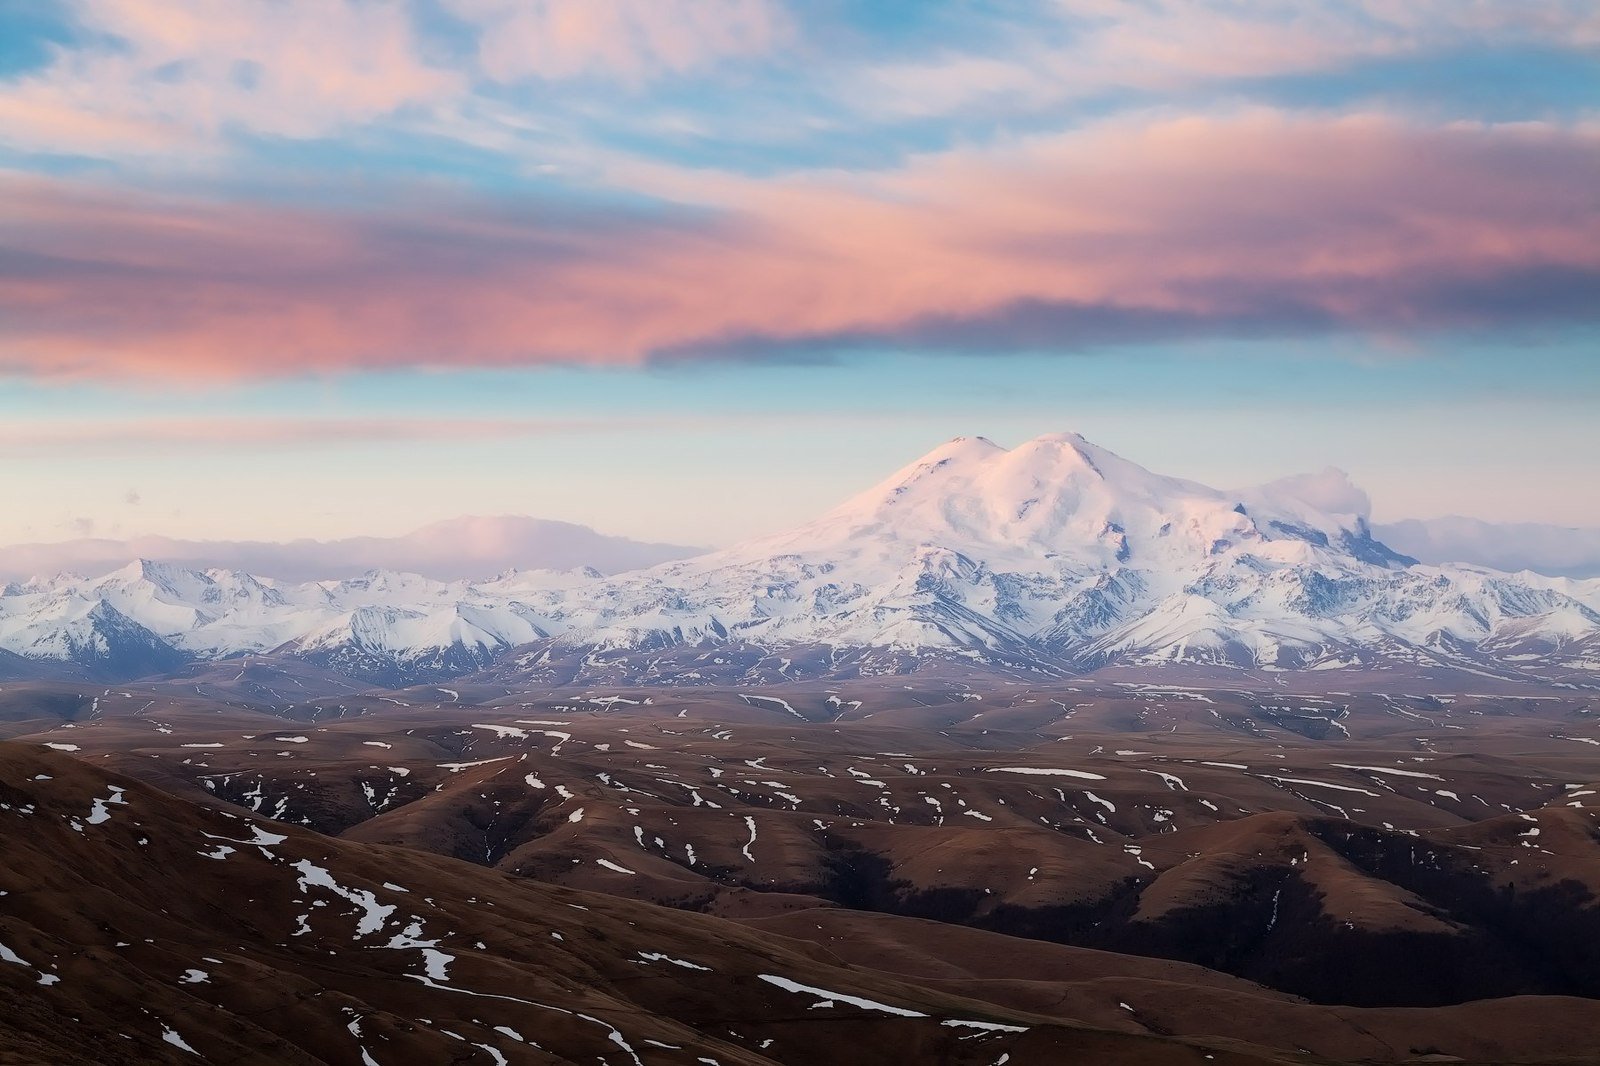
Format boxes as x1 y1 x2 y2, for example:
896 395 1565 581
2 112 1596 380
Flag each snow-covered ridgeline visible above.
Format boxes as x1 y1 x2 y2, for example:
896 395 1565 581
3 434 1597 683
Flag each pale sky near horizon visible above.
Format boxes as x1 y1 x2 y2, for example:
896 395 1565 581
2 1 1596 550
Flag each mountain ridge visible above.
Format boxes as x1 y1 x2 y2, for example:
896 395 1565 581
3 434 1598 687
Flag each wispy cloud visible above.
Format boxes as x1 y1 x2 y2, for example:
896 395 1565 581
852 1 1600 118
0 0 795 159
0 0 459 156
0 415 624 454
449 0 790 83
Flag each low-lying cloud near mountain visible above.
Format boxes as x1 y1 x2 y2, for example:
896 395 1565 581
1374 517 1600 579
0 516 702 583
6 509 1599 586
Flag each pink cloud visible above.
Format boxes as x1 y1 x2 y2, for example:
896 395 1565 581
0 0 458 156
855 1 1600 117
1 112 1596 380
0 417 621 455
450 0 790 83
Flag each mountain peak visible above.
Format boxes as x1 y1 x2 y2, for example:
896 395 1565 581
1006 431 1113 477
920 435 1007 462
787 432 1193 563
105 558 155 582
1027 430 1091 446
753 432 1404 581
100 557 206 590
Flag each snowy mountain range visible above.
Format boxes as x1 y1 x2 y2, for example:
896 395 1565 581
4 433 1598 687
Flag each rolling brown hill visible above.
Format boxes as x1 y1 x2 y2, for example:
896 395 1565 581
5 679 1600 1062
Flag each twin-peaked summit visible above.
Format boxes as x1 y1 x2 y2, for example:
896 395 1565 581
1 434 1596 686
757 433 1398 573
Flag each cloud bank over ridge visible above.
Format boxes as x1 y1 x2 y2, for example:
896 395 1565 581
0 516 702 584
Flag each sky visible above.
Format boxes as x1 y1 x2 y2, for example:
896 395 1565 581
1 0 1597 552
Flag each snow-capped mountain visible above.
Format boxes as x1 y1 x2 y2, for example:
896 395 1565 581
3 434 1598 686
